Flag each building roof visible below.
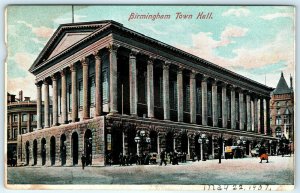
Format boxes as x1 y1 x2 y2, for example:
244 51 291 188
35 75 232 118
273 72 292 95
29 20 274 95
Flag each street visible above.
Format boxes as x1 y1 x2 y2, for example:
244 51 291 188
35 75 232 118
7 156 294 185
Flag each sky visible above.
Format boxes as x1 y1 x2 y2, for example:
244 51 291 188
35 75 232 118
6 5 295 99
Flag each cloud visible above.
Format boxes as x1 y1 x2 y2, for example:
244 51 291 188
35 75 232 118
222 7 250 17
13 52 36 71
7 75 37 99
175 27 294 88
260 12 294 20
54 15 87 24
17 20 54 38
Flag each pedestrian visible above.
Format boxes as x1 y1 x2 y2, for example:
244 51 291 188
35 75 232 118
81 152 86 170
259 145 268 163
119 153 123 166
160 149 167 166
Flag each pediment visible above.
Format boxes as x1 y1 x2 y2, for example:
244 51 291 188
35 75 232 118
47 32 92 59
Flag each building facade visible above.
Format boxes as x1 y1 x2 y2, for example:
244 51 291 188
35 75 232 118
7 91 38 165
20 20 276 166
270 73 294 142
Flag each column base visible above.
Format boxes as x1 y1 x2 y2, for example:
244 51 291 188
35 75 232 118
107 112 119 116
83 117 90 120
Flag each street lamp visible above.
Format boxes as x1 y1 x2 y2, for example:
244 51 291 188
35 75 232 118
217 134 224 164
198 134 209 161
269 140 273 155
134 130 151 160
134 135 141 156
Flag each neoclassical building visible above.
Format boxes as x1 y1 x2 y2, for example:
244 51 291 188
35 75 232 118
20 20 276 166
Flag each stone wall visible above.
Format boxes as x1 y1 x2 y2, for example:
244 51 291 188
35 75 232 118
18 116 105 167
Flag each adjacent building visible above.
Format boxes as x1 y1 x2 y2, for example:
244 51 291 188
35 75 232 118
19 20 276 166
270 72 294 142
7 91 37 165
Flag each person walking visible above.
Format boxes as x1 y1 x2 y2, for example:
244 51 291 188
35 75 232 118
160 150 167 166
81 152 86 170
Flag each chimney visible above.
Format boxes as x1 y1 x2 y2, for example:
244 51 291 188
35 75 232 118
24 97 31 101
290 74 293 89
19 90 23 101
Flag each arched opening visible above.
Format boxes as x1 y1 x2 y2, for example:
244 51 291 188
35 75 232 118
25 141 30 166
165 132 174 153
33 139 37 165
245 140 250 155
60 134 66 166
72 132 79 165
41 138 46 166
111 127 122 164
149 130 158 153
181 133 188 153
127 127 137 155
84 129 92 166
50 136 56 166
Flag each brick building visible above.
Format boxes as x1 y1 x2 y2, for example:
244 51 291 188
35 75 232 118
20 20 276 166
7 91 38 165
270 72 294 141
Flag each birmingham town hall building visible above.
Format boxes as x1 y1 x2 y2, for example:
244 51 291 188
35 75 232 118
19 20 276 166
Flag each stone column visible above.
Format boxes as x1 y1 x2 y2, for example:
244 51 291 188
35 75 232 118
147 56 155 118
18 112 21 135
201 75 208 126
239 89 244 130
129 49 138 116
163 62 170 120
212 137 215 158
122 131 125 155
43 79 50 128
221 83 227 128
259 97 264 134
230 86 236 129
36 82 42 129
253 97 258 133
187 136 190 156
157 134 160 154
95 53 102 116
212 80 218 127
27 112 31 132
246 94 252 131
81 58 89 119
177 67 184 122
108 43 119 114
61 70 68 124
70 63 78 122
51 75 58 126
266 98 271 136
190 71 196 123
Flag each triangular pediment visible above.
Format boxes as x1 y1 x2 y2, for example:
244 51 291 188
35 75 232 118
47 32 91 59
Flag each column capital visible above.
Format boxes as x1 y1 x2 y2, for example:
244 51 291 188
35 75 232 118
35 81 42 87
147 56 156 65
51 74 57 81
229 85 236 91
43 79 49 85
221 82 227 87
177 66 184 74
163 62 170 70
211 78 218 86
80 58 89 67
130 48 139 57
69 63 77 72
60 69 66 77
108 43 120 53
201 74 208 82
190 70 197 79
93 50 101 60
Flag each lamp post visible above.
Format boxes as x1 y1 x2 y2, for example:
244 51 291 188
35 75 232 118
269 140 272 155
134 130 151 163
198 134 209 161
217 134 223 163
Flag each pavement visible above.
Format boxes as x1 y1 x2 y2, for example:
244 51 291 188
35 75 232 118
6 155 294 185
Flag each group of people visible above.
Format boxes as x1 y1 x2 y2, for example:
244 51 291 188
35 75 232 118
160 150 188 166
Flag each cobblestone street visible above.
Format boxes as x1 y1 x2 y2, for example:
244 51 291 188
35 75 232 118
7 156 294 185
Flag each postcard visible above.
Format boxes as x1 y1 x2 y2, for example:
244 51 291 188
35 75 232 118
5 5 295 191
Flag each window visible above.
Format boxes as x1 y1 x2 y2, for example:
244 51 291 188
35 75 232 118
13 128 18 139
58 88 62 114
207 91 212 117
284 115 290 124
184 85 190 112
79 80 83 107
196 87 202 114
226 94 231 120
275 127 282 138
13 114 18 122
170 80 177 110
31 114 37 122
22 128 27 134
7 129 10 139
68 84 72 111
89 75 95 106
276 102 280 108
217 92 222 118
22 114 27 122
276 116 282 125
